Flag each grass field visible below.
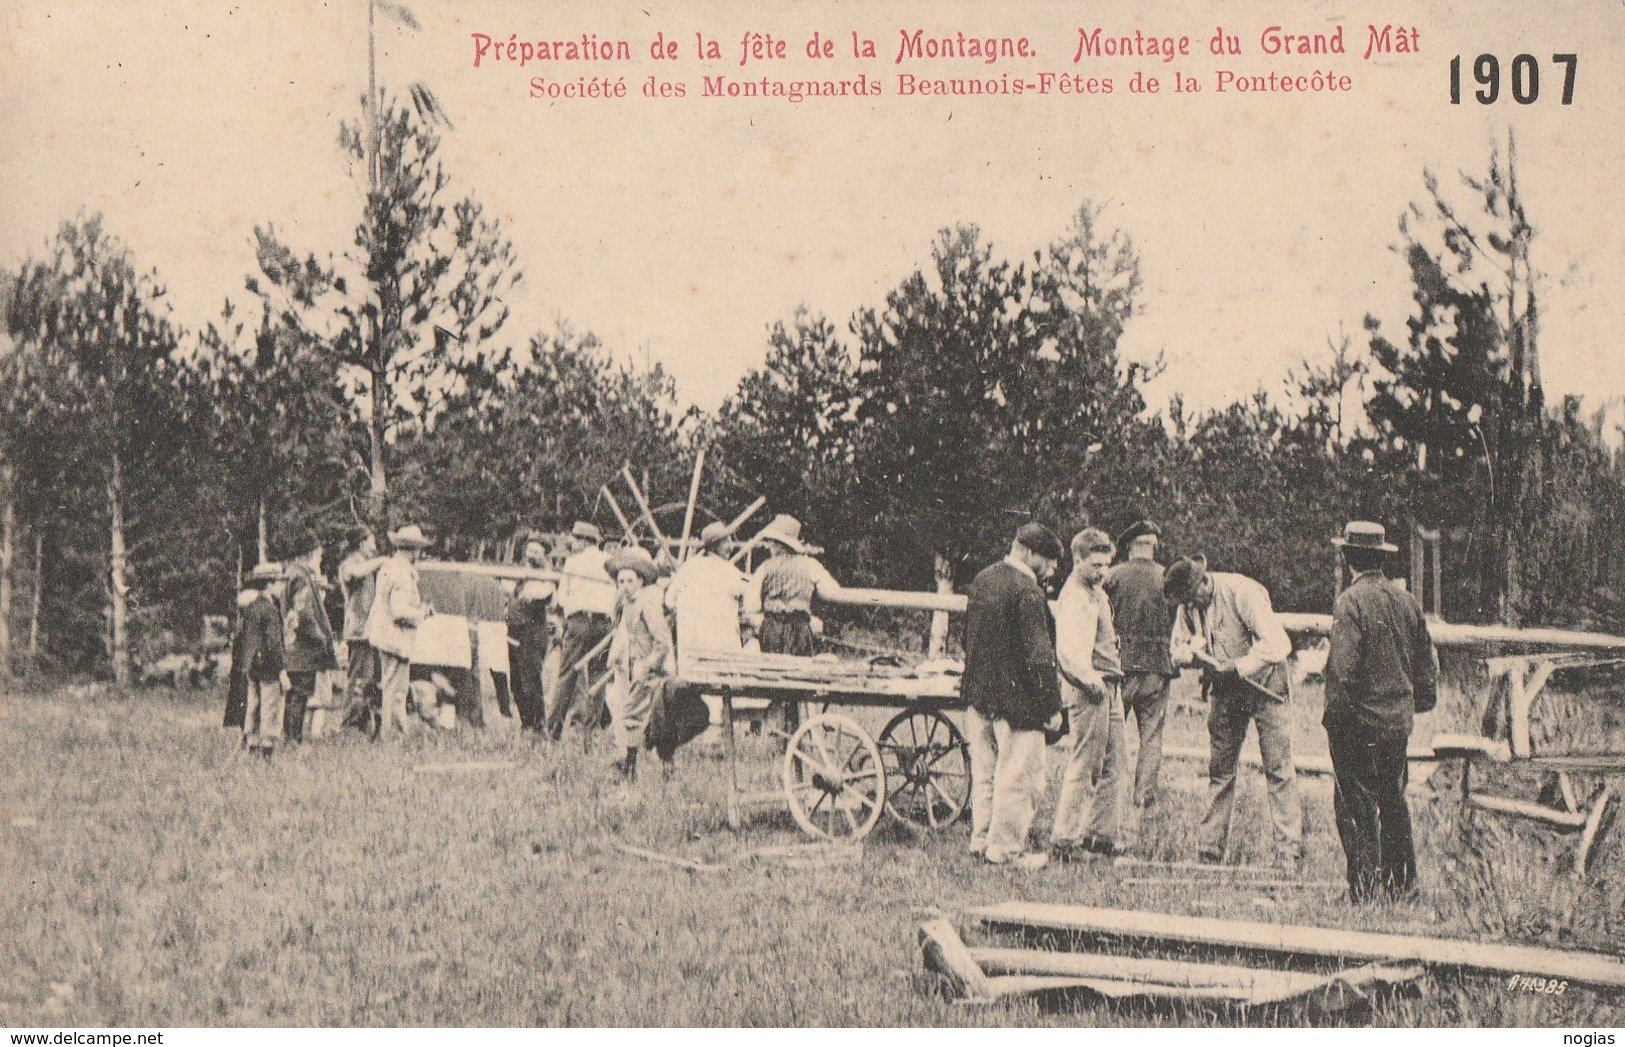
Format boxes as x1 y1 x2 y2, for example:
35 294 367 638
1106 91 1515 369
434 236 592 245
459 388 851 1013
1 674 1622 1028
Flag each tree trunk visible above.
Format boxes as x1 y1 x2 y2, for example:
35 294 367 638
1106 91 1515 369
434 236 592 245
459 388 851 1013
28 526 43 671
108 450 132 692
0 464 13 676
369 362 388 526
257 495 268 565
928 553 954 657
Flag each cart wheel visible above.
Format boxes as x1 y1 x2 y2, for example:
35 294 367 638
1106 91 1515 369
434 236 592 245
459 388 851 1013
782 713 887 841
878 708 971 831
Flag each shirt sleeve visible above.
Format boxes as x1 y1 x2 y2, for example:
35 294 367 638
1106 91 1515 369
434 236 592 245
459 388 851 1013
743 565 766 618
811 559 841 598
1412 603 1439 713
1233 583 1291 679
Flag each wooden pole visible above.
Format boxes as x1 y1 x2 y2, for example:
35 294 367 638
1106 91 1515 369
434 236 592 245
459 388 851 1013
599 486 635 538
620 465 669 548
918 919 996 1002
677 448 706 564
723 496 767 538
968 902 1625 991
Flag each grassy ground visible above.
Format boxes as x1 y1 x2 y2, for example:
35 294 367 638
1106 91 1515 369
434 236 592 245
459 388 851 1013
1 675 1621 1027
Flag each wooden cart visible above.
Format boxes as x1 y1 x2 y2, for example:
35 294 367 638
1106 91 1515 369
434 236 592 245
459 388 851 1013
682 649 972 842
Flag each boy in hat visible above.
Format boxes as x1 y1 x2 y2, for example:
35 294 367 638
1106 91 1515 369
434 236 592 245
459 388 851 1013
961 522 1066 870
235 563 289 757
1325 521 1438 903
547 520 616 740
366 524 435 735
604 544 672 780
1105 519 1177 809
1166 554 1301 868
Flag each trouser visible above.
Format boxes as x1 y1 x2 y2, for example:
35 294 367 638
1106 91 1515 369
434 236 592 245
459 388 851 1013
1326 718 1417 902
243 678 285 751
761 611 814 740
966 705 1050 860
343 641 381 731
546 612 612 739
1122 673 1172 808
1199 682 1303 859
284 671 317 743
379 652 414 734
508 621 550 731
606 670 661 751
1052 681 1124 846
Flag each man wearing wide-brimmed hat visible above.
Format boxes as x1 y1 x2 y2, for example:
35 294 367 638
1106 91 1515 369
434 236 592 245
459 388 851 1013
744 514 842 738
547 520 617 741
366 524 435 735
1166 552 1301 868
604 544 672 780
1105 519 1177 809
1325 521 1438 903
961 522 1067 871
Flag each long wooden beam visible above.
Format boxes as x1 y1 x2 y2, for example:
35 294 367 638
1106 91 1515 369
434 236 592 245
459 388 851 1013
968 902 1625 991
418 560 559 583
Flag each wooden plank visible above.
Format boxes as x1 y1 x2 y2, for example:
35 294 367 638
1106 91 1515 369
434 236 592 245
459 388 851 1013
418 560 558 583
613 843 728 873
972 963 1420 1010
1468 792 1590 830
973 946 1343 993
1427 733 1513 763
1576 788 1615 879
968 903 1625 991
1119 877 1341 890
919 919 997 1001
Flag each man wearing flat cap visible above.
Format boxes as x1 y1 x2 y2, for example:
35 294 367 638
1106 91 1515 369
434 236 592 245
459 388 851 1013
961 522 1067 870
1325 521 1438 903
547 520 616 741
1105 519 1177 810
1166 553 1302 868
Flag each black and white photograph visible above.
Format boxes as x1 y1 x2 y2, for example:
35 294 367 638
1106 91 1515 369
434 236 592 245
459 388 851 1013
2 0 1624 1032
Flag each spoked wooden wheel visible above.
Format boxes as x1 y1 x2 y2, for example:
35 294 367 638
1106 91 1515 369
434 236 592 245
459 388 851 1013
878 707 971 831
782 713 887 840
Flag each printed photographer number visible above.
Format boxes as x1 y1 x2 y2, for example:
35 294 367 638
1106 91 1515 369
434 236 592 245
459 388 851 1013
1451 53 1576 105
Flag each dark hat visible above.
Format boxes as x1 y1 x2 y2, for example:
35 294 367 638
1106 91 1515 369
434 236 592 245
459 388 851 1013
1163 554 1209 603
1116 519 1161 549
1332 521 1399 553
1014 522 1065 563
606 544 660 584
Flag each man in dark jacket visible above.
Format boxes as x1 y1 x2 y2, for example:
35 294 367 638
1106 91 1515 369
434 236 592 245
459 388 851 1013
282 535 339 745
1325 521 1438 903
1105 520 1176 809
235 563 289 757
962 522 1066 870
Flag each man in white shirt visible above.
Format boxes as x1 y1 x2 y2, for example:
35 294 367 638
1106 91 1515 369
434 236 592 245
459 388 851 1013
545 520 616 740
665 521 749 667
1050 528 1126 860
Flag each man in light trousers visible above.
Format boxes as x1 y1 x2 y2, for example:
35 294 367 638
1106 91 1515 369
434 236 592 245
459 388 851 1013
1051 528 1127 860
961 522 1066 871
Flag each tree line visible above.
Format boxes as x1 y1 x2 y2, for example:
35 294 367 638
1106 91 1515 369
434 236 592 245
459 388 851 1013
4 98 1623 687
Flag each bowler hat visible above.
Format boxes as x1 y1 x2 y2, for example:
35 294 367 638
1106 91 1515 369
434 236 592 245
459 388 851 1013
1014 522 1065 563
1332 520 1399 553
606 544 660 584
1116 519 1161 550
1163 554 1209 602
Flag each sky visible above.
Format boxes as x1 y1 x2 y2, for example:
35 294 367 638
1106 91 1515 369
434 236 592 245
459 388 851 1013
3 0 1623 421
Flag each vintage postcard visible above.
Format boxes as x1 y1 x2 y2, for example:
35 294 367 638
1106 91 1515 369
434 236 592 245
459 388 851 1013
2 0 1623 1034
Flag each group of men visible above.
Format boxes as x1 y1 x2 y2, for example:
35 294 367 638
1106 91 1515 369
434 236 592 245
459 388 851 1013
961 517 1437 905
225 510 843 784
